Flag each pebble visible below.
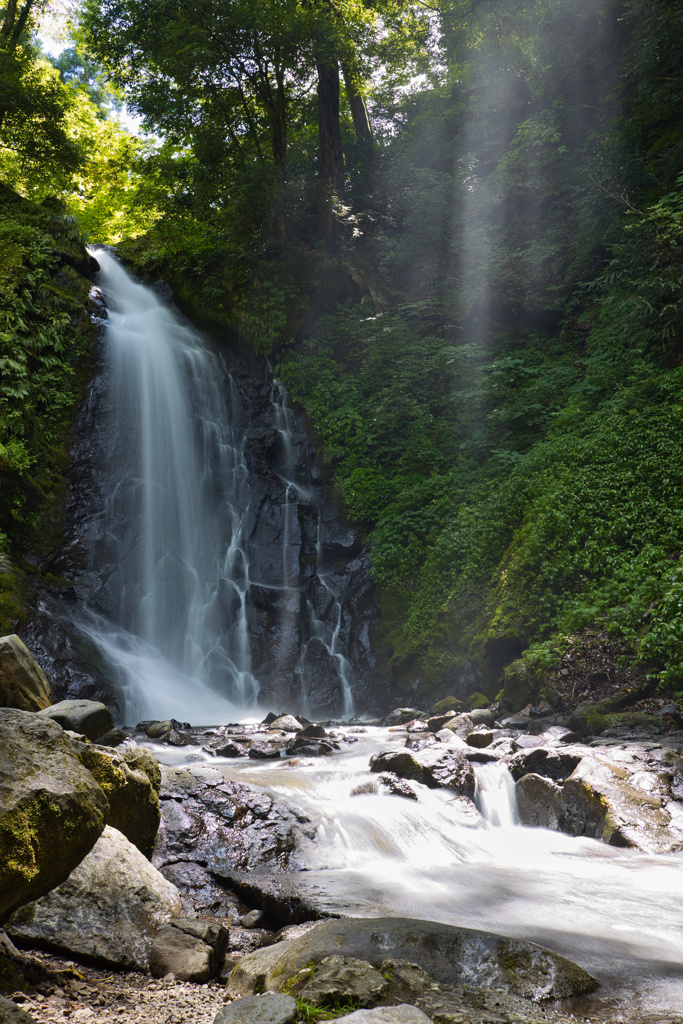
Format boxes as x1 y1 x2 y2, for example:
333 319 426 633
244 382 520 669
8 950 227 1024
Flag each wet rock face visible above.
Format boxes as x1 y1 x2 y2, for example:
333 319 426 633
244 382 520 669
22 320 384 721
152 761 319 918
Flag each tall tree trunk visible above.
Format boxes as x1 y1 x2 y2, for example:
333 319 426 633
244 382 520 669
316 57 345 196
341 57 375 172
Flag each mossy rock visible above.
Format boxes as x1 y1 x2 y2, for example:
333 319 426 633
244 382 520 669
430 696 464 716
0 709 108 924
76 743 161 858
464 692 490 711
502 659 545 712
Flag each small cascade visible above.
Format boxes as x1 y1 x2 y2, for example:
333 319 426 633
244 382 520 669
473 762 520 827
270 377 356 719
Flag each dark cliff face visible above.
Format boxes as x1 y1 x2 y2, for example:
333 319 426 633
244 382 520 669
21 289 387 723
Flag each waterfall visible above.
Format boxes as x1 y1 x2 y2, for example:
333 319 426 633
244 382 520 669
80 250 258 723
473 762 520 827
76 252 362 723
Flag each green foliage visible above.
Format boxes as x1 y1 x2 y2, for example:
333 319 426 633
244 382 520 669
0 187 95 571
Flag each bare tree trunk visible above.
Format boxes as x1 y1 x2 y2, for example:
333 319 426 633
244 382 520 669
341 57 375 172
316 57 345 196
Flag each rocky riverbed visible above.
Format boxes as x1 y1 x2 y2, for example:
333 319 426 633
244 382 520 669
3 652 683 1024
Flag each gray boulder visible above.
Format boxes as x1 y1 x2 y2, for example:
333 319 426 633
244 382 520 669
226 917 597 1003
214 994 298 1024
0 996 37 1024
149 917 228 982
7 826 181 969
335 1008 432 1024
0 708 108 924
38 699 113 741
0 635 51 712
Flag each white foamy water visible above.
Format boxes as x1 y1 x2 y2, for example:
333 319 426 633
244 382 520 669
173 728 683 1022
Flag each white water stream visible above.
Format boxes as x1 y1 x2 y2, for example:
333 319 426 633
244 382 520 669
159 728 683 1023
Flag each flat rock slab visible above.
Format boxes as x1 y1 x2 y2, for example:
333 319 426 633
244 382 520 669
337 1008 433 1024
226 917 597 1003
215 994 297 1024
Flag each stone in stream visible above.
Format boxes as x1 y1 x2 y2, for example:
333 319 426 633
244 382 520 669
226 917 598 1003
369 748 475 799
379 773 418 801
205 739 250 758
249 742 283 759
214 994 298 1024
270 715 303 732
0 708 108 924
7 826 181 970
37 698 113 741
0 634 51 712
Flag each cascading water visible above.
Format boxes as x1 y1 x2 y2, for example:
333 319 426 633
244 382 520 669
75 252 365 722
180 728 683 1022
80 250 259 723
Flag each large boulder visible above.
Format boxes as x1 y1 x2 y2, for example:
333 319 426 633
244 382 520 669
74 741 161 857
0 709 108 925
7 826 181 970
38 699 113 741
0 636 50 712
226 918 597 1003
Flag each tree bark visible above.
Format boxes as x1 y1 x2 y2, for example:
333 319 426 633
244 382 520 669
341 57 375 172
316 56 345 196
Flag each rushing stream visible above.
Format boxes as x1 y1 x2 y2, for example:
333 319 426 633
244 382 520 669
78 255 683 1023
154 728 683 1023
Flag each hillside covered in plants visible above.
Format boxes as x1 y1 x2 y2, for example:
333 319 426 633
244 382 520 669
2 0 683 710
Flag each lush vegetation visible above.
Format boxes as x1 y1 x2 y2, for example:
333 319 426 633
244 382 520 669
3 0 683 700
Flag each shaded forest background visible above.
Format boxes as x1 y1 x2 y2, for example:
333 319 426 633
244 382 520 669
2 0 683 708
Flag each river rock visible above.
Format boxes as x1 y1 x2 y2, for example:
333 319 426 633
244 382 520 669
516 774 565 830
370 750 426 783
508 749 581 784
0 996 37 1024
226 917 597 1002
37 699 113 741
416 747 476 799
335 1008 433 1024
379 773 418 800
0 708 108 924
206 739 249 758
214 994 298 1024
73 741 161 856
465 729 493 749
0 635 51 711
149 917 228 981
7 826 181 969
153 764 318 917
249 743 283 759
293 956 387 1006
561 756 677 852
270 716 302 732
